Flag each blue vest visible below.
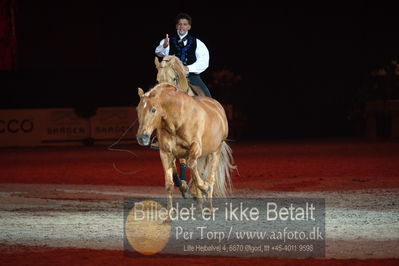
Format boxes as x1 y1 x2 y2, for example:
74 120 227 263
169 34 197 66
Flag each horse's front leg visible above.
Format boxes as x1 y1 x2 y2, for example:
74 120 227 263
187 141 209 194
159 150 175 210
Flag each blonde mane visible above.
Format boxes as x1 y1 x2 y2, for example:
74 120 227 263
147 81 177 96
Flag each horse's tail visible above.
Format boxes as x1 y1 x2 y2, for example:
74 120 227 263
215 141 236 197
198 141 236 197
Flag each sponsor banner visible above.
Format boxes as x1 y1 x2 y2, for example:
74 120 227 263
41 108 90 144
91 107 138 144
0 109 43 147
0 107 139 147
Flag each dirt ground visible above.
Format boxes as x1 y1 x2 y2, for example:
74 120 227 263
0 139 398 265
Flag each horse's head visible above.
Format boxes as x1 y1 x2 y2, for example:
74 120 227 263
136 87 164 146
155 56 189 93
155 56 178 84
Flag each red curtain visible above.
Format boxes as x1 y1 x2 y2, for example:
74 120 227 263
0 0 17 70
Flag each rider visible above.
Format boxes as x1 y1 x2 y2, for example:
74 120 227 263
154 13 211 195
155 12 212 97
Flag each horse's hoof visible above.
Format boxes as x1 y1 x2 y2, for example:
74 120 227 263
181 186 191 199
200 183 211 195
163 216 172 223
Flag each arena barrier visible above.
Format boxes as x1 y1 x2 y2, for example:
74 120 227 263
0 107 138 147
0 105 235 147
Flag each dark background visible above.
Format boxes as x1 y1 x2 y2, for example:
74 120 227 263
2 1 398 139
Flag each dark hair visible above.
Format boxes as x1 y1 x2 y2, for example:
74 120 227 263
176 13 192 25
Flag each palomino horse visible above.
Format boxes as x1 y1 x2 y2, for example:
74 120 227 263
136 83 235 210
154 55 206 196
154 55 206 97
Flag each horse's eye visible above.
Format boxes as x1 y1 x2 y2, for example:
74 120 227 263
151 107 157 113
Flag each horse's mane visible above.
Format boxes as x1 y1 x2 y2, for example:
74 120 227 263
143 82 179 100
150 82 177 93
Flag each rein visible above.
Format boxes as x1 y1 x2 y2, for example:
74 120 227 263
172 68 180 85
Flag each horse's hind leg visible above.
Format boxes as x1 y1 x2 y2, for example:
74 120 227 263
172 159 181 186
195 185 204 210
178 159 190 198
205 151 221 210
171 159 190 199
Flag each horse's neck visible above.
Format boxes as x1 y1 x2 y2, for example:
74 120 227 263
160 92 186 130
177 77 198 96
173 64 190 92
177 77 190 92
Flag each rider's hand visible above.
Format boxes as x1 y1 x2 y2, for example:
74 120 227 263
163 34 169 48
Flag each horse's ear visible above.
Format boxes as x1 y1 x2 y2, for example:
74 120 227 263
138 87 144 97
154 57 160 69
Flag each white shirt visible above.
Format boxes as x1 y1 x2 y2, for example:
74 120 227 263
155 32 209 74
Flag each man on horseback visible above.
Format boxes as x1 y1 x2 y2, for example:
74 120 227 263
155 12 212 97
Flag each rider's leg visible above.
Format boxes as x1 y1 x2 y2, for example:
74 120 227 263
188 73 212 97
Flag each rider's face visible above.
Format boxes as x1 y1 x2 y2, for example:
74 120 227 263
176 19 191 36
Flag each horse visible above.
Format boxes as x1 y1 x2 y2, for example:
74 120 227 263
136 83 235 211
154 55 206 196
154 55 206 97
